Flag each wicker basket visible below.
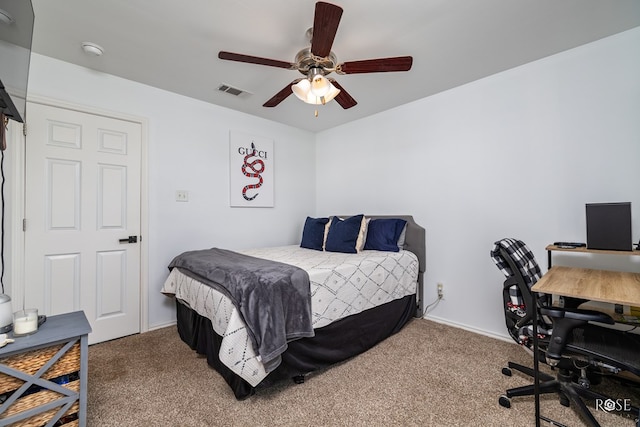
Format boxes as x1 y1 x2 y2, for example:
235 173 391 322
0 380 79 427
0 343 81 426
0 343 80 395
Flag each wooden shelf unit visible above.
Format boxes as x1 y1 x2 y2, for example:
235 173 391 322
546 244 640 269
0 311 91 427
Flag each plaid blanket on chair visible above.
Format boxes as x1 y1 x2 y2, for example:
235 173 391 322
490 238 542 314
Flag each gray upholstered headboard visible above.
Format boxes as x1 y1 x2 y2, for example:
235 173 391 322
339 215 426 316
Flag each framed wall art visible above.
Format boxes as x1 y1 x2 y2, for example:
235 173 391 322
229 130 274 207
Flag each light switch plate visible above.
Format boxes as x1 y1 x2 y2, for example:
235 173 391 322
175 190 189 202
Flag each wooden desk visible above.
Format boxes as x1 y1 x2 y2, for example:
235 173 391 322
529 246 640 427
532 266 640 306
545 244 640 270
546 244 640 256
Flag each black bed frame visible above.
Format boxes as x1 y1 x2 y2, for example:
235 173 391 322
174 215 426 399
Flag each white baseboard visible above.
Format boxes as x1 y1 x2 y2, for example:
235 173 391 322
147 320 176 332
424 314 515 344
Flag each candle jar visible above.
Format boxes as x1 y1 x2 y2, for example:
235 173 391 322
13 309 39 336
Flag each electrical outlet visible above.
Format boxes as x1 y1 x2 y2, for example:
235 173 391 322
175 190 189 202
437 283 444 299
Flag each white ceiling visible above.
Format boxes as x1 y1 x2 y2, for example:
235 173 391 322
30 0 640 133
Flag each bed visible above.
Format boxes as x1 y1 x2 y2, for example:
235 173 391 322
161 214 426 399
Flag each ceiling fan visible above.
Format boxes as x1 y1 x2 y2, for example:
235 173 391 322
218 1 413 110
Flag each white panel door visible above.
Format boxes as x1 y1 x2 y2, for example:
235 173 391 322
24 102 141 344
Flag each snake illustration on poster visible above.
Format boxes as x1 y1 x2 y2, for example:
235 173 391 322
229 130 274 207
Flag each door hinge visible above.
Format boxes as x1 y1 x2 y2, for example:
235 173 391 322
22 122 27 136
22 218 26 231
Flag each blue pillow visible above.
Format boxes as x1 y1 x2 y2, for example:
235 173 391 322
300 217 330 251
324 214 364 253
364 218 407 252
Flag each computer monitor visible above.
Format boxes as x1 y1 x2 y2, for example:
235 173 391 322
585 202 632 251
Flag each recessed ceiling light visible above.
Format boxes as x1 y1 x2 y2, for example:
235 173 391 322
0 8 14 24
81 42 104 56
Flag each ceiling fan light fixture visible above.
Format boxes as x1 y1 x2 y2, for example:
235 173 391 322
292 78 340 105
307 67 330 97
292 66 340 106
219 2 411 110
310 74 330 97
320 83 340 104
292 79 311 101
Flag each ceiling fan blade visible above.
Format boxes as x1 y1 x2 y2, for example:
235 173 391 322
328 79 357 109
263 81 299 107
310 2 343 58
338 56 413 74
218 51 295 70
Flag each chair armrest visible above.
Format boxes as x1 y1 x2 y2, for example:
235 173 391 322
539 307 614 366
540 307 615 324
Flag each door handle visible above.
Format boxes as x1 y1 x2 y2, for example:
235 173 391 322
119 236 138 244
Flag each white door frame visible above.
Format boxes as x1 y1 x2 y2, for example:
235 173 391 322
10 94 149 335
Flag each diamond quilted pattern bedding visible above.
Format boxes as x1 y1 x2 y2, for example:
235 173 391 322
161 245 419 386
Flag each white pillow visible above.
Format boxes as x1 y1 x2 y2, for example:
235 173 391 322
355 217 370 253
322 217 333 250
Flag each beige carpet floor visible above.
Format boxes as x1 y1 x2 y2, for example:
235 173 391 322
87 319 639 426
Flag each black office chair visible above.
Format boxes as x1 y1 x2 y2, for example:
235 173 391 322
491 238 640 427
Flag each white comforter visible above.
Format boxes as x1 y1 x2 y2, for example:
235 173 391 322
161 245 419 386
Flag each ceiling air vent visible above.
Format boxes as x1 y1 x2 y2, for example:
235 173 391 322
217 84 252 98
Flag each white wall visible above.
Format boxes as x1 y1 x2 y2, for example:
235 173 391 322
10 27 640 339
25 54 316 329
315 28 640 339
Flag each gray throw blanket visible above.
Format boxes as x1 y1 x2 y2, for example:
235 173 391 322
168 248 314 373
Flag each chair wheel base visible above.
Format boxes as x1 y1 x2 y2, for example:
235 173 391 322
292 375 305 384
502 367 512 377
499 395 511 408
559 393 570 407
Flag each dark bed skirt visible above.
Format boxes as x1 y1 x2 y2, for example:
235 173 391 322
175 294 417 400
